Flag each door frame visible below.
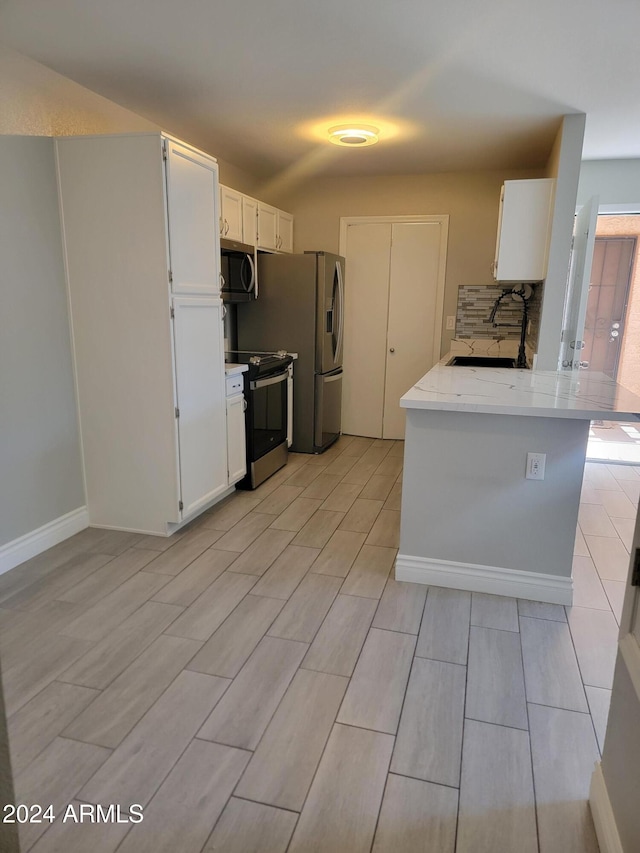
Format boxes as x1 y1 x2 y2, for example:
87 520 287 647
339 215 449 368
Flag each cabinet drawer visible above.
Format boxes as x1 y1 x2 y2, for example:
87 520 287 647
226 374 244 396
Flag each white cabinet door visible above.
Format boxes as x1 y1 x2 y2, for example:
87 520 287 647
172 297 228 517
243 196 258 247
257 202 278 251
220 185 243 242
278 209 294 253
493 179 555 282
226 393 247 484
165 138 220 296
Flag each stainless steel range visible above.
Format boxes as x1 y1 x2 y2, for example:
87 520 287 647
227 350 294 490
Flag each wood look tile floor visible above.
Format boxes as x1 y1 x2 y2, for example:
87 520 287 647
0 439 633 852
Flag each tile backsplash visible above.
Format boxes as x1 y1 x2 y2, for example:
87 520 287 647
455 284 542 350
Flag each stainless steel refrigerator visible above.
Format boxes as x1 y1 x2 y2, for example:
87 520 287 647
237 251 345 453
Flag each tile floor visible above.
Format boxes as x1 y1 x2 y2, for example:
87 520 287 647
588 419 640 463
0 438 636 852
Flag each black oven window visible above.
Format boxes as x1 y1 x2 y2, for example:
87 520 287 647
251 378 287 460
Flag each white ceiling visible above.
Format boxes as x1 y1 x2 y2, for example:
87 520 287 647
1 0 639 179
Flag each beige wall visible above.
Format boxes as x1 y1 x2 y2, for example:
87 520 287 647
0 45 260 192
0 45 159 136
272 168 543 355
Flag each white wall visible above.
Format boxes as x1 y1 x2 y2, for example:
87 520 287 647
578 159 640 209
0 137 85 547
535 114 586 370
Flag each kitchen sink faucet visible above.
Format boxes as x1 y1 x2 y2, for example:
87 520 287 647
488 285 532 369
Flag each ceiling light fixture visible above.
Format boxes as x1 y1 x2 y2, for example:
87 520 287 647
328 124 379 147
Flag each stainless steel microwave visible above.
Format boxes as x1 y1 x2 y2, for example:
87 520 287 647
220 238 257 302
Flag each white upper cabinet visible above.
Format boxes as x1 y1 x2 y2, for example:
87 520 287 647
242 195 258 247
219 185 262 248
257 202 294 253
218 182 292 253
278 209 294 253
493 178 555 282
257 202 279 251
219 184 244 242
165 138 220 295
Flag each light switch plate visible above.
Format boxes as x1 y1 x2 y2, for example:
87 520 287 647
446 316 456 331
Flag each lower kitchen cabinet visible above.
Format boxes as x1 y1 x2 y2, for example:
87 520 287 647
172 298 229 514
226 392 247 485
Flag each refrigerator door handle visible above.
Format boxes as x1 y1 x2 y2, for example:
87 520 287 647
323 371 343 383
335 260 345 364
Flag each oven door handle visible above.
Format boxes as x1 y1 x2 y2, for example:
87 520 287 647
250 372 288 390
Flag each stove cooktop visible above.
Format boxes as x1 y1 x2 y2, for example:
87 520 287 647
226 350 293 378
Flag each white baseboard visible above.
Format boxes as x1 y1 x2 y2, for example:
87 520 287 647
590 762 624 853
0 507 89 576
395 553 573 605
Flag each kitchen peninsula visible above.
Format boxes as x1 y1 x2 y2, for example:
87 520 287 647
397 354 640 604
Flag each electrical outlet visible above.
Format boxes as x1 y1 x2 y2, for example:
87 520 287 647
446 315 456 331
526 452 546 480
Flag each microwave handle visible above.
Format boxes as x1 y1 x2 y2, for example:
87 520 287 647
241 253 256 293
247 253 256 291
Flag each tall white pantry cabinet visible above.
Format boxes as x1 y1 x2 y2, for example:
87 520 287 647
56 133 230 535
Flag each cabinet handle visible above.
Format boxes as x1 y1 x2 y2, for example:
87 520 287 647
389 347 395 353
224 219 229 235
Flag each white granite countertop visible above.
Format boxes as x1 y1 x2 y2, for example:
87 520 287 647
401 355 640 421
224 363 248 376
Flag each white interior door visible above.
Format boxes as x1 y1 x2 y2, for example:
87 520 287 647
342 223 392 437
384 222 445 439
172 297 228 517
560 195 599 370
341 218 447 440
